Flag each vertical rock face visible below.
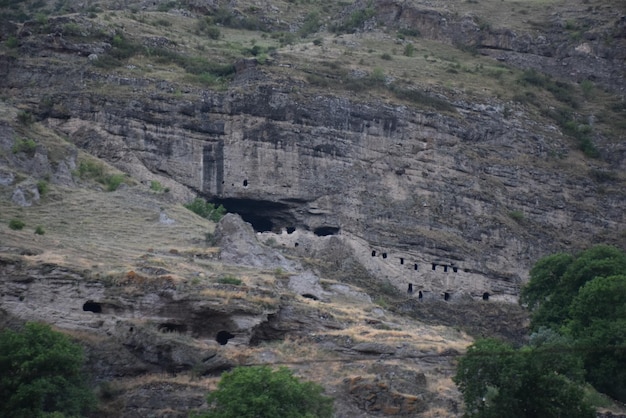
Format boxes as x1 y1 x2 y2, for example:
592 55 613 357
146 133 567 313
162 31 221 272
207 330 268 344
0 4 624 301
35 78 623 300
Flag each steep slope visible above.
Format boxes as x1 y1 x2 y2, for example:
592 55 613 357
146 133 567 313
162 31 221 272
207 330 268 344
1 0 626 416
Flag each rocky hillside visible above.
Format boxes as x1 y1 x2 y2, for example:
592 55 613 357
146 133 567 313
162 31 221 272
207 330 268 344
1 0 625 416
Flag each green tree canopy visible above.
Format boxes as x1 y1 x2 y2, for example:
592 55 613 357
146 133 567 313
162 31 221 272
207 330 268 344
454 338 593 418
198 365 333 418
567 275 626 401
520 245 626 331
0 322 95 418
520 245 626 403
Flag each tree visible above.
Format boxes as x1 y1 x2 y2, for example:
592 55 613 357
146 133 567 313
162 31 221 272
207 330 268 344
454 338 593 418
520 245 626 403
0 322 95 418
198 365 333 418
521 245 626 331
567 275 626 401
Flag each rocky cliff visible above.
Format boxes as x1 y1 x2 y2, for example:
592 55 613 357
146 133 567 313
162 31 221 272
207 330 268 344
1 0 625 416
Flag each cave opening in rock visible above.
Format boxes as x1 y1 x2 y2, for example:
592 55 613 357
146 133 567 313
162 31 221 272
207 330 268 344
400 257 404 265
372 250 376 257
407 283 413 294
418 290 423 300
313 226 340 236
286 226 296 234
453 267 458 273
83 301 102 313
382 252 387 259
208 198 297 233
243 179 248 187
294 242 299 247
159 323 187 333
444 265 448 273
302 293 319 301
216 330 235 345
444 292 450 301
482 292 490 301
414 263 418 271
432 263 437 271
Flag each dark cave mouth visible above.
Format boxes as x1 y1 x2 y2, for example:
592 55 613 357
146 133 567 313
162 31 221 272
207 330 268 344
209 197 297 233
207 197 342 237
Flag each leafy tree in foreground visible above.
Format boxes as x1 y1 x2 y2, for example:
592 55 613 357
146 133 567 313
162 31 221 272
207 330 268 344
198 365 333 418
567 275 626 401
454 338 593 418
520 245 626 402
0 322 95 418
521 245 626 331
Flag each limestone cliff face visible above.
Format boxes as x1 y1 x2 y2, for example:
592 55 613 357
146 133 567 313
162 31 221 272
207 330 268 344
1 3 625 303
24 71 622 301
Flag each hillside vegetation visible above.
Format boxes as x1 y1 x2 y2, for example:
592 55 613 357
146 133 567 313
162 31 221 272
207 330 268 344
1 0 625 416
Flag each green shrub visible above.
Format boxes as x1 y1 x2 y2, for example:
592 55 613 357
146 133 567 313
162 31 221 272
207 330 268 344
37 180 49 196
508 210 524 221
17 111 34 125
198 365 333 418
150 180 164 192
299 12 321 38
397 27 420 38
76 160 106 180
75 160 127 191
217 276 242 286
542 108 598 158
184 198 226 222
11 137 37 155
580 80 594 99
403 43 415 57
5 36 19 48
9 219 25 230
34 225 45 235
381 52 392 60
62 22 82 36
105 173 126 191
196 17 221 39
0 323 95 417
333 7 375 33
157 0 177 12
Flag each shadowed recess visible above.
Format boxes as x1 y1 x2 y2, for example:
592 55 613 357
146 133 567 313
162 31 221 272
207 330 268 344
209 197 298 233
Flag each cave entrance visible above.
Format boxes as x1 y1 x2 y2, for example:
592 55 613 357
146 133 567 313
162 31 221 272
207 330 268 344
414 263 418 271
443 265 448 273
400 257 404 265
418 290 423 300
83 301 102 313
407 283 413 294
216 330 235 345
208 197 297 233
313 226 340 236
432 263 437 271
382 252 387 259
372 250 376 257
453 267 458 273
444 292 450 301
302 293 319 301
286 226 296 234
482 292 490 301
